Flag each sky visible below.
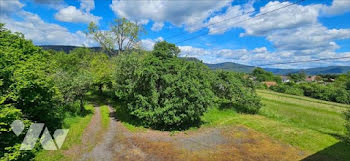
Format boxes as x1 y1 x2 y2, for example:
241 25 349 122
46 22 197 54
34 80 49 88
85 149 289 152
0 0 350 69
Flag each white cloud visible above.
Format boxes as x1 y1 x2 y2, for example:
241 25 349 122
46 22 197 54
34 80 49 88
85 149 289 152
0 0 24 16
140 37 164 50
208 1 321 36
55 6 101 24
110 0 231 32
207 1 255 34
179 45 350 69
54 0 101 24
151 22 164 32
0 1 96 47
206 1 350 57
321 0 350 16
32 0 66 10
266 24 350 55
80 0 95 13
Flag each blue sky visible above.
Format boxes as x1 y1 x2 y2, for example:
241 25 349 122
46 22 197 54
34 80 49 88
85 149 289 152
1 0 349 69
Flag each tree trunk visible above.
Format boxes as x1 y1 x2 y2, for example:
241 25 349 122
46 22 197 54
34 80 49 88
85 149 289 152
80 98 85 113
99 84 103 94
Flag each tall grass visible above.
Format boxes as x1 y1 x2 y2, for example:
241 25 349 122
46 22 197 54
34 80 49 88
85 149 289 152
257 90 348 136
199 90 350 159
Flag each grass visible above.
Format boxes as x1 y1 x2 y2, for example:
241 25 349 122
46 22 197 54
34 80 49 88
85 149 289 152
201 107 237 127
100 105 110 129
257 90 348 136
198 90 350 160
81 89 349 160
34 104 94 161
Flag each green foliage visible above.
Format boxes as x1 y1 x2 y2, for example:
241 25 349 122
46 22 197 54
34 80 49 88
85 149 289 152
252 67 281 83
52 48 97 112
90 53 113 93
87 22 115 56
288 72 306 82
0 106 37 161
270 83 304 96
212 71 262 114
114 42 214 130
270 73 350 104
0 23 63 160
152 41 180 58
87 18 145 55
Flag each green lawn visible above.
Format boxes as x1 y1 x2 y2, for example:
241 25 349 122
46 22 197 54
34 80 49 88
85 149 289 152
257 90 348 136
200 90 350 160
34 104 94 161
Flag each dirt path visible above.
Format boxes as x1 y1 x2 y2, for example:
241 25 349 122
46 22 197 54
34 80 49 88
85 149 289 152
63 106 102 160
77 106 308 161
79 106 119 161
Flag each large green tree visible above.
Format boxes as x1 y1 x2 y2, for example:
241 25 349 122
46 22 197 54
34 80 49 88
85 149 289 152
114 41 214 130
52 48 94 112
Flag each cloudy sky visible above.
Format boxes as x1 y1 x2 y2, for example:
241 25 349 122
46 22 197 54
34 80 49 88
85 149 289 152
1 0 350 68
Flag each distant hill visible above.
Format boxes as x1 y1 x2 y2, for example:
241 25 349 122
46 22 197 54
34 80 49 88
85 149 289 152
40 45 103 53
208 62 350 75
41 46 350 75
205 62 256 73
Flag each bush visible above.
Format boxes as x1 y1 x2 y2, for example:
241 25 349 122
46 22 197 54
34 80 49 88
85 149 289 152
114 42 214 130
212 71 262 114
0 106 36 161
0 24 62 160
252 67 281 83
270 83 304 96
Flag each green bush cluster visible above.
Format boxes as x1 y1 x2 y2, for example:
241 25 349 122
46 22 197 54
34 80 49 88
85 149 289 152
270 83 304 96
270 80 350 104
114 41 261 130
114 42 215 130
252 67 282 83
212 71 261 114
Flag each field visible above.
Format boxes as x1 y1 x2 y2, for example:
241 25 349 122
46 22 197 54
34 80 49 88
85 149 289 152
33 90 350 161
204 89 350 160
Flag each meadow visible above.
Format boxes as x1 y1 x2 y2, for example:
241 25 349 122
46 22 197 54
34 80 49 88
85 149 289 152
200 89 350 160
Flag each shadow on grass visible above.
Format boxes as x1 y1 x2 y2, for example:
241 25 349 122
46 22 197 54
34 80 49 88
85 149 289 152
301 141 350 161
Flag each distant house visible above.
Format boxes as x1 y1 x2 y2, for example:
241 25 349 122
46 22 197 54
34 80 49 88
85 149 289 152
280 76 290 83
263 81 277 87
306 76 317 82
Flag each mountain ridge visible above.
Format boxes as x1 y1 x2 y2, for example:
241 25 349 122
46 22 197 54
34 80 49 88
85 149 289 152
40 45 350 75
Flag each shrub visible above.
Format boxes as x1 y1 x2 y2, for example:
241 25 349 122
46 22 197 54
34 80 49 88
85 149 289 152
0 106 36 161
252 67 281 83
114 42 214 130
212 71 262 114
0 24 62 160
